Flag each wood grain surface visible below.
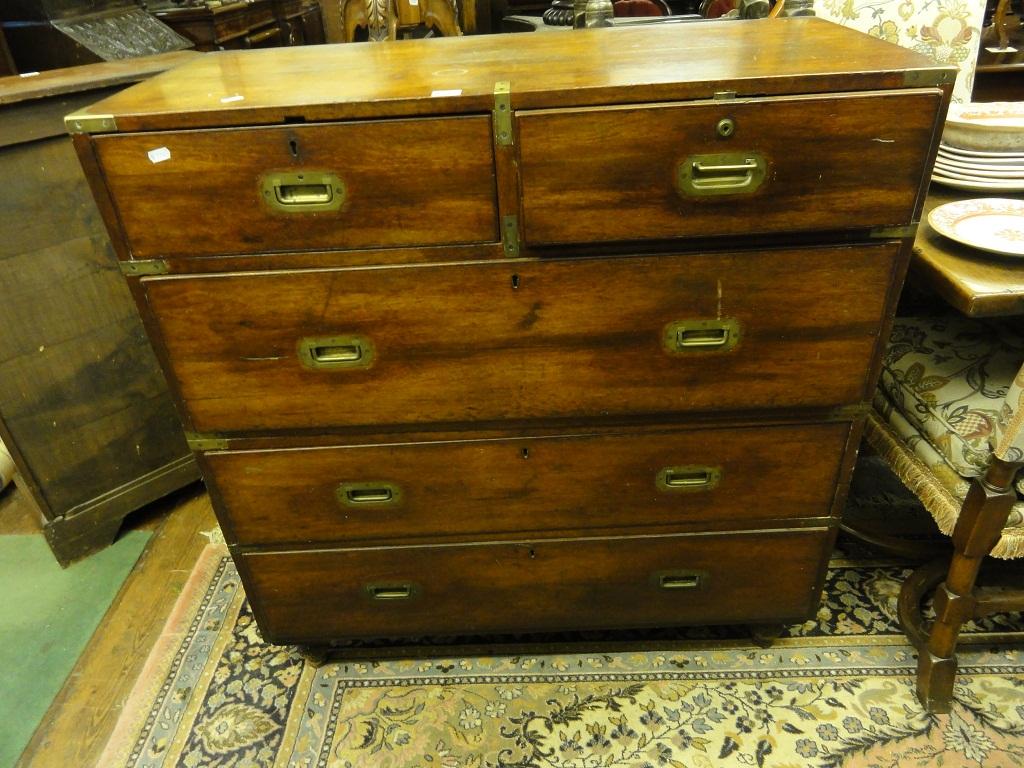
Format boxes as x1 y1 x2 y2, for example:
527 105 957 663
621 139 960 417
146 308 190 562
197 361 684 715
142 245 900 434
69 19 952 131
15 487 213 768
0 51 199 107
96 116 497 259
205 422 850 546
518 91 942 244
238 528 831 643
0 137 190 522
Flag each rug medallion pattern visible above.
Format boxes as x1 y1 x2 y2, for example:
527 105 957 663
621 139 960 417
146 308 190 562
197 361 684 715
100 549 1024 768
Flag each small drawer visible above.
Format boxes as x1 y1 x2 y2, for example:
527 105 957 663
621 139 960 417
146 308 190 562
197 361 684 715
516 90 942 245
93 116 498 259
206 422 850 546
144 244 898 434
237 528 831 643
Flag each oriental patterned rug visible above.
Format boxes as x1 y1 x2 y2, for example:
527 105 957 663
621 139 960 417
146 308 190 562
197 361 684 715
98 540 1024 768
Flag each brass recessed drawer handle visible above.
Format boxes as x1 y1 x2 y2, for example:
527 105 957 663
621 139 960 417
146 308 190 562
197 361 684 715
656 465 721 492
298 335 374 370
261 171 345 212
654 570 707 590
664 319 740 354
677 152 766 196
337 481 402 507
366 583 416 600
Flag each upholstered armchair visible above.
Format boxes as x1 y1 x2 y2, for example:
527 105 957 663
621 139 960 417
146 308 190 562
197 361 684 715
863 314 1024 712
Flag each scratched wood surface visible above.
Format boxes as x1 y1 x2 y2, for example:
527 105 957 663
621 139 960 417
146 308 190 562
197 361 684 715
69 18 951 131
143 245 900 434
238 528 831 643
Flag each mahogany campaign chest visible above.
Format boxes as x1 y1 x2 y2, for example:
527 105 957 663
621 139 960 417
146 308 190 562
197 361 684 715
69 19 951 644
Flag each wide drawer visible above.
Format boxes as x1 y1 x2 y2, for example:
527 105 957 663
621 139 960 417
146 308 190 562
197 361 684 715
93 116 498 259
207 422 850 546
238 529 831 643
145 244 899 434
517 91 941 245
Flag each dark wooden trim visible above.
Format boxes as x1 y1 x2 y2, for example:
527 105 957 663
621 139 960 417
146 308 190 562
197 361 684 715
42 455 201 567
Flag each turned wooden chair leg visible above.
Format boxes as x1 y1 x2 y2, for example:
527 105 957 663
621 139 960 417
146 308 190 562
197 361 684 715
913 459 1019 712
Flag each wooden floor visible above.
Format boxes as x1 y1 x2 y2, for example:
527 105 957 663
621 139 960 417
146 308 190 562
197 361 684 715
0 480 216 768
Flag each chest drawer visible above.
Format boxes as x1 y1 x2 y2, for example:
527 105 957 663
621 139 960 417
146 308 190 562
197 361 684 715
146 244 898 434
239 528 830 643
517 91 941 245
93 116 498 259
207 421 849 546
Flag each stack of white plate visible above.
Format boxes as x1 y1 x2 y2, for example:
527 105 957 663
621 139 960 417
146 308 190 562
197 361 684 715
933 102 1024 192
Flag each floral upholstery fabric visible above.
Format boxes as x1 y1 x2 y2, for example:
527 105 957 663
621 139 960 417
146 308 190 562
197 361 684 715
813 0 987 104
880 315 1024 477
873 391 1024 534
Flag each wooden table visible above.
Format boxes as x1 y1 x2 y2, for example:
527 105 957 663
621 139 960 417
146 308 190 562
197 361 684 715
910 187 1024 317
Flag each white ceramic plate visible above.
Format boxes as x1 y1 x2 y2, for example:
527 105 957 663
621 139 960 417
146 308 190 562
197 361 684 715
928 198 1024 256
937 150 1024 170
939 143 1024 161
931 174 1024 192
943 102 1024 151
933 159 1024 179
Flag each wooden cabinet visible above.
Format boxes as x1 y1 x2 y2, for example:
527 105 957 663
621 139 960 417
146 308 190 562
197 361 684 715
0 52 201 565
153 0 325 51
69 20 951 642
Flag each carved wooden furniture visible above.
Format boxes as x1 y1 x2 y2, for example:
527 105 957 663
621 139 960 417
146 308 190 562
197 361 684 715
152 0 324 50
0 0 191 73
68 20 950 644
868 310 1024 712
338 0 460 40
0 52 200 565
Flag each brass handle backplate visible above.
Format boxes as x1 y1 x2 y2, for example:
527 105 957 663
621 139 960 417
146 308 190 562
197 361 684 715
656 465 722 492
652 570 708 591
677 152 766 197
337 481 402 508
664 319 740 354
261 171 345 212
298 335 374 370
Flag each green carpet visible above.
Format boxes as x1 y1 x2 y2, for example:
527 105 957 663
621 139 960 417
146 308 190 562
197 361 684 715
0 531 150 768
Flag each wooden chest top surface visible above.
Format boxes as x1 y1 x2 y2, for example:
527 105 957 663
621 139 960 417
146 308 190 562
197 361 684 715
70 18 951 132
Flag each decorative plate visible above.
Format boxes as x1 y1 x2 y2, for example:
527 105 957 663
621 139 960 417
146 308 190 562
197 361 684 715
927 198 1024 256
931 174 1024 192
943 102 1024 151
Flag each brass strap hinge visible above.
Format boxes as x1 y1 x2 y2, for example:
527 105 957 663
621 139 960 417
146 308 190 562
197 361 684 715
185 432 229 451
493 81 513 147
869 224 919 240
64 113 117 134
119 259 169 276
903 69 956 87
501 214 520 258
713 90 738 101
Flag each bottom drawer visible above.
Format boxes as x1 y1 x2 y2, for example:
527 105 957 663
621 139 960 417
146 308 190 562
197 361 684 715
238 528 831 644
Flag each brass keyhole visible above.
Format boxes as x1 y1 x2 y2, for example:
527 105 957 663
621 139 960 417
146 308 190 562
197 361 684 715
716 118 736 138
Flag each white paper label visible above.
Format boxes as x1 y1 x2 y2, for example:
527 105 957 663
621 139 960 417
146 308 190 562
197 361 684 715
19 71 40 78
148 147 171 164
220 94 245 104
431 88 462 97
987 45 1018 53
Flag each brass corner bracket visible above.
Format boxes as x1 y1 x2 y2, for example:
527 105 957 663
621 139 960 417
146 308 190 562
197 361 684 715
64 113 117 134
